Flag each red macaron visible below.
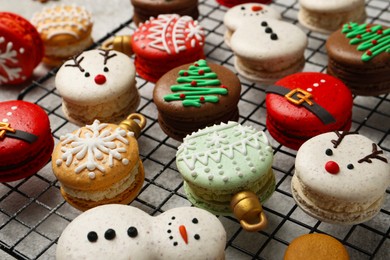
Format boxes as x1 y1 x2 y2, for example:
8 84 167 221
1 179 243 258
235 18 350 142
216 0 272 8
265 72 353 150
131 14 205 83
0 100 54 182
0 12 44 85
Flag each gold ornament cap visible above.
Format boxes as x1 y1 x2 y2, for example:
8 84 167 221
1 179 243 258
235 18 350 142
118 113 146 139
102 35 133 56
230 191 268 232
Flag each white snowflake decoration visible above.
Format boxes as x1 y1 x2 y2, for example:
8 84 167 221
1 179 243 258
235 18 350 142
185 21 204 40
0 37 22 84
206 131 228 148
59 120 130 174
234 124 256 137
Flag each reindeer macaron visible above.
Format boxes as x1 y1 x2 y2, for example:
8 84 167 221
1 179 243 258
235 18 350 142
55 49 140 126
292 131 390 224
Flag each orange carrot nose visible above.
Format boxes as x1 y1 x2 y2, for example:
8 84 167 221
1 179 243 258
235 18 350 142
252 6 263 12
179 225 188 244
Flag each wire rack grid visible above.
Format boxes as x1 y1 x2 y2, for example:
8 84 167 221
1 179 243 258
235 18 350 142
0 0 389 259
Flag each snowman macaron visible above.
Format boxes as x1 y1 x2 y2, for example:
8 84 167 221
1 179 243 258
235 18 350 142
292 131 390 224
223 3 281 47
55 49 140 126
56 205 226 260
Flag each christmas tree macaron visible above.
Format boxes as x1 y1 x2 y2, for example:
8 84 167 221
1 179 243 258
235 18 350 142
51 114 146 211
153 59 241 141
326 22 390 96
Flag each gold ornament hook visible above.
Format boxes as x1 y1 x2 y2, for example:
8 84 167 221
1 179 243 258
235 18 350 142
101 35 133 56
118 113 146 139
230 191 268 232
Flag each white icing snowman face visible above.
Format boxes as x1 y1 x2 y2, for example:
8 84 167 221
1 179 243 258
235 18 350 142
56 205 226 260
55 49 135 103
224 3 281 31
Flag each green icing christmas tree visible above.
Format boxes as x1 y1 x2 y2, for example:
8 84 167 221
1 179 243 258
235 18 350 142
163 59 228 107
342 22 390 62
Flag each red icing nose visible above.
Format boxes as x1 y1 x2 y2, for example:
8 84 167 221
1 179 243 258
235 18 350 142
94 74 106 85
325 161 339 174
179 225 188 244
252 6 263 11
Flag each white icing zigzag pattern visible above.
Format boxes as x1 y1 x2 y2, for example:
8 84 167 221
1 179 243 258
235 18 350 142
138 14 204 54
0 37 23 84
177 122 270 170
32 4 91 39
56 120 134 175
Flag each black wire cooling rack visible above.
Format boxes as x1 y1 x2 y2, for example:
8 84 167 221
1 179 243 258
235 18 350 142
1 0 389 259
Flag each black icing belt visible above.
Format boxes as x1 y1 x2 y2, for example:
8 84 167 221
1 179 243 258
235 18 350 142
266 86 336 125
5 130 38 143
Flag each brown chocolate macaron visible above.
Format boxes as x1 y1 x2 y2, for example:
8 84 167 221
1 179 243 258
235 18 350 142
153 59 241 141
130 0 199 26
326 22 390 96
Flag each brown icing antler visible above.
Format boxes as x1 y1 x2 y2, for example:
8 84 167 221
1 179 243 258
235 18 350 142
65 53 85 72
98 49 117 65
358 143 388 164
331 131 359 148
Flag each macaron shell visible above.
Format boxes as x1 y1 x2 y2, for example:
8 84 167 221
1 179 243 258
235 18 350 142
60 162 145 211
299 0 364 12
224 3 281 32
217 0 272 8
132 14 205 60
0 12 44 85
284 233 350 260
55 50 136 105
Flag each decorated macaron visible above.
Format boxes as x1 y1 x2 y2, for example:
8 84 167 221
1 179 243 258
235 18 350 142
176 121 275 231
51 114 146 211
31 4 93 67
298 0 366 34
217 0 272 8
265 72 353 150
153 59 241 141
0 12 44 85
130 0 199 26
0 100 54 182
56 205 226 259
326 22 390 96
230 18 307 83
284 234 350 260
132 14 205 83
55 49 140 126
292 131 390 224
223 3 281 47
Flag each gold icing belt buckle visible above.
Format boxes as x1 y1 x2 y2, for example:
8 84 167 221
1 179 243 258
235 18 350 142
285 88 313 106
0 122 16 140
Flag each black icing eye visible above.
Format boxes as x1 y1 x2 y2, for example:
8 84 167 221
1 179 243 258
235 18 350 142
325 149 333 156
171 216 175 220
104 67 109 72
192 218 198 224
85 72 90 77
87 231 98 242
173 242 178 246
104 229 116 240
265 27 273 33
241 6 246 10
194 234 200 240
127 226 138 238
271 33 278 40
347 164 354 170
261 21 268 27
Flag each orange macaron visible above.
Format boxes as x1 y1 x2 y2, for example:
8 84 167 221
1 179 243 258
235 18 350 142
284 233 349 260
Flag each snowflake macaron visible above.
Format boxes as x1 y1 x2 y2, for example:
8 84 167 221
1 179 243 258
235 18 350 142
0 12 44 85
51 114 146 211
